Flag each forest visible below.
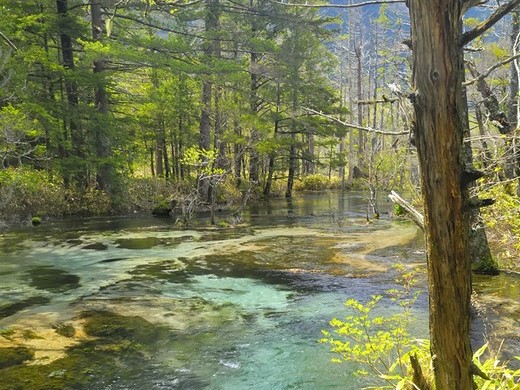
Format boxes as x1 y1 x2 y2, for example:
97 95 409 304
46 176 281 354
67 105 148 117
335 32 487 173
0 1 433 216
1 0 520 389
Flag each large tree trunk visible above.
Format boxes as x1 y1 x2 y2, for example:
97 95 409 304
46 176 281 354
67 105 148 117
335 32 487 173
198 0 219 200
90 0 113 193
56 0 81 152
409 1 473 388
264 82 281 198
286 141 297 198
509 8 520 194
150 68 166 178
285 87 298 199
249 52 260 184
355 28 364 169
57 0 84 187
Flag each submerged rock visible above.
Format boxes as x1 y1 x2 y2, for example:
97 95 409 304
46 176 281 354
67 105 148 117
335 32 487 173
53 324 76 338
0 296 51 319
0 311 172 389
0 347 34 368
115 237 162 250
128 259 189 283
81 242 108 250
81 310 163 345
25 266 80 293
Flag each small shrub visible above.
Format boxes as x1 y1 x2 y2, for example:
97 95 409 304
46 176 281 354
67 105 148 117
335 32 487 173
394 203 406 217
0 168 66 222
480 184 520 270
65 188 111 216
151 200 172 217
216 176 242 205
126 178 176 212
320 264 426 388
321 263 520 389
295 174 341 191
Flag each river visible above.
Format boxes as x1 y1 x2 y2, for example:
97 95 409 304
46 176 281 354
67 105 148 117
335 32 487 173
0 192 518 389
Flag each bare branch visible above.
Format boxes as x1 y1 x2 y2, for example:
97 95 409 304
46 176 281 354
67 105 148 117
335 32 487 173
388 191 424 230
462 0 520 45
356 97 397 105
465 60 512 134
0 31 17 51
264 0 404 9
464 52 520 87
302 107 408 135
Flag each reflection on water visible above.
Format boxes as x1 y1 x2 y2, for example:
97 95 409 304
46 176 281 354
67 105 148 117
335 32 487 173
472 272 520 364
0 191 517 389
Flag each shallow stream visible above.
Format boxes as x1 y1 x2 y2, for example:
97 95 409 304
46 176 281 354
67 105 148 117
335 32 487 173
0 192 518 389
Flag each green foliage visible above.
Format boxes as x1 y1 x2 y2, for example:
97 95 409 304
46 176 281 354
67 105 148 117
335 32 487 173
321 263 520 389
486 43 509 61
0 168 66 222
182 147 225 178
320 264 425 388
472 343 520 389
480 184 520 270
295 174 341 191
0 105 45 168
393 204 406 217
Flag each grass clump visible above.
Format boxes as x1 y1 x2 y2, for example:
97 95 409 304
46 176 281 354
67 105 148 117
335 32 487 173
295 174 341 191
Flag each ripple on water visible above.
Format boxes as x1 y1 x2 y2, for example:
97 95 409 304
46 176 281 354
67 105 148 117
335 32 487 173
1 194 517 389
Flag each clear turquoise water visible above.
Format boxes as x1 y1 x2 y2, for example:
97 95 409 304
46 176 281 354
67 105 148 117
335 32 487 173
0 192 517 389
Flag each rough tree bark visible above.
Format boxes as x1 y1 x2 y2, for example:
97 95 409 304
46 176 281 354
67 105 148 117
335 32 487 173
408 1 473 388
509 8 520 194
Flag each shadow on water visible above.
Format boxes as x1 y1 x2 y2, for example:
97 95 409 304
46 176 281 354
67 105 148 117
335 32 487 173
0 191 518 389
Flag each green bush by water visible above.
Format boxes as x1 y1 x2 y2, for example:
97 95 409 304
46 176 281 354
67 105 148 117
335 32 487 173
320 264 520 389
295 174 341 191
481 184 520 270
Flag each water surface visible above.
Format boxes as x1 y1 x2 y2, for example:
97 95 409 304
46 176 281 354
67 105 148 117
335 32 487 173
0 192 517 389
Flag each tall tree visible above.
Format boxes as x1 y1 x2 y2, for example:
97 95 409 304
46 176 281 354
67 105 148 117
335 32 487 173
509 7 520 194
90 0 114 193
198 0 220 200
56 0 82 161
408 0 520 386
